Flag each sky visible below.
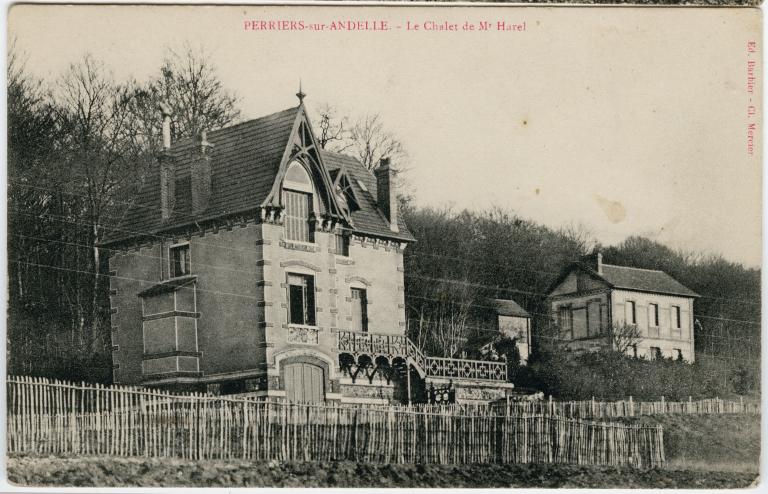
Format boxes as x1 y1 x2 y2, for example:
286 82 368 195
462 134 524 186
8 5 763 267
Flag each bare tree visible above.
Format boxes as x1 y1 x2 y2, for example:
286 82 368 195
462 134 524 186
311 105 407 172
315 103 350 151
139 45 240 145
607 322 642 355
52 54 141 350
347 113 407 172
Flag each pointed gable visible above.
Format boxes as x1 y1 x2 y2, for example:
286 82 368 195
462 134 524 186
262 105 350 224
101 103 415 246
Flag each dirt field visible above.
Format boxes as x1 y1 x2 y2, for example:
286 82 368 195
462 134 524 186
6 454 759 488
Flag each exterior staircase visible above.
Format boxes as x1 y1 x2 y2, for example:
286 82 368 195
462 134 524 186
336 329 507 382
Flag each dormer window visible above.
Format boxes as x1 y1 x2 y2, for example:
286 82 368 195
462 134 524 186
283 161 314 243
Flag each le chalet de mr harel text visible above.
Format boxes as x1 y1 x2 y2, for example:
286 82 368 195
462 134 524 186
101 91 514 405
102 91 698 405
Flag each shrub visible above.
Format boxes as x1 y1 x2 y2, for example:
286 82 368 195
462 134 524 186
516 350 752 401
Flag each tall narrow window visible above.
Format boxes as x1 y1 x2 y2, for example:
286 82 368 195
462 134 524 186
335 232 350 256
626 301 637 325
649 303 659 327
288 274 315 326
283 162 314 243
170 244 190 277
351 288 368 332
558 306 572 338
672 306 681 329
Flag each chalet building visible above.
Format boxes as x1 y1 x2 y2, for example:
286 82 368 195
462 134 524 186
102 91 512 404
547 253 699 362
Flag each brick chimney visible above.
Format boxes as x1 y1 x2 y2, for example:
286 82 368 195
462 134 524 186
580 251 603 274
191 130 214 215
374 158 398 233
158 103 175 221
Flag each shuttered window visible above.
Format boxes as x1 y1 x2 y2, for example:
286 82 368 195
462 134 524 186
284 190 313 243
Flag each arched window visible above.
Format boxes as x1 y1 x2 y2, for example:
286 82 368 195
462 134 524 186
283 162 314 242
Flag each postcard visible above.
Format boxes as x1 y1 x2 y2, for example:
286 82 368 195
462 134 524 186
5 3 761 489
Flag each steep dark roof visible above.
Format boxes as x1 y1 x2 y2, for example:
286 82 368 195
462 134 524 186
102 106 414 245
321 150 413 240
548 261 699 298
598 264 700 298
492 299 530 318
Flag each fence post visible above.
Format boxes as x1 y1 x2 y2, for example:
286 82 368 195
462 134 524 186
661 395 665 413
740 396 744 413
629 396 634 417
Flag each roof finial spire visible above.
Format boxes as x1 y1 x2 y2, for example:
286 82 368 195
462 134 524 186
296 79 306 104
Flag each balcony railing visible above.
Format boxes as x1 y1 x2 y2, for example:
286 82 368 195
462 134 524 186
425 356 507 382
336 330 507 383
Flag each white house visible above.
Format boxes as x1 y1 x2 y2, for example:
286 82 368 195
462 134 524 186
547 253 699 362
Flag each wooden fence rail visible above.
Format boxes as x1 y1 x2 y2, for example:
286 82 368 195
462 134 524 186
348 397 759 418
6 376 664 468
494 396 760 419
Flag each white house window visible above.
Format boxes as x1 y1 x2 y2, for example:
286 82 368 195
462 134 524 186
170 244 190 278
672 306 682 329
351 288 368 332
288 274 316 326
625 301 637 325
649 303 659 327
283 162 314 243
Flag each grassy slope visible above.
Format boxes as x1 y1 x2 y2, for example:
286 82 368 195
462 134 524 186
620 414 761 473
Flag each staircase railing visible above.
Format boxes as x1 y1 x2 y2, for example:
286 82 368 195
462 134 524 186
336 330 508 383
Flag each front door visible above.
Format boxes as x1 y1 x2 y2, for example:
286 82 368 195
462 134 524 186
284 362 325 403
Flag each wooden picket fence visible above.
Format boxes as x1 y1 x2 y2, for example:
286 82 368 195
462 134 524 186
6 376 665 468
493 396 760 419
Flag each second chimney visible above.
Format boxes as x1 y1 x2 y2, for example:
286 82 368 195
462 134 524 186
158 103 174 220
374 158 399 233
191 130 214 216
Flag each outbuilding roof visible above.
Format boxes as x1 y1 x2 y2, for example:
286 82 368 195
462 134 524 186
492 299 530 318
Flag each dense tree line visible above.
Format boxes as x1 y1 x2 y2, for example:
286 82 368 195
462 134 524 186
7 45 239 381
401 206 760 396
